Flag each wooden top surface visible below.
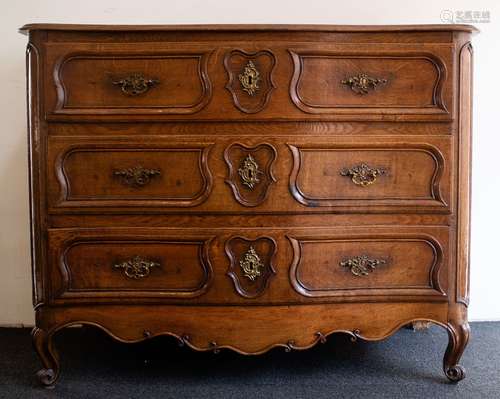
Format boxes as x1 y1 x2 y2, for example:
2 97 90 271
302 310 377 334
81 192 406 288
19 23 479 35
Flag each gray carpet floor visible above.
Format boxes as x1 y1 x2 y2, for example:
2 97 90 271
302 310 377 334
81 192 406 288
0 322 498 398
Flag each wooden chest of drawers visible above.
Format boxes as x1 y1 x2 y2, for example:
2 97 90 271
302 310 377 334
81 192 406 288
21 23 476 386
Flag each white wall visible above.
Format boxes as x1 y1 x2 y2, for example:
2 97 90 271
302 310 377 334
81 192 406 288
1 0 498 325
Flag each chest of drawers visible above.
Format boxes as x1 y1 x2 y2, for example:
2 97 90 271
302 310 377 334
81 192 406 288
21 23 476 386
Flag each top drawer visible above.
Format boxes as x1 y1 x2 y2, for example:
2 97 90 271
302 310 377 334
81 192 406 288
42 42 454 122
289 48 449 116
47 44 212 116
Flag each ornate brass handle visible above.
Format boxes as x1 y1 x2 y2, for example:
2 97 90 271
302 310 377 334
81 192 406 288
114 166 161 187
112 73 159 96
240 246 264 281
238 154 262 189
340 163 386 187
340 255 387 276
114 256 160 279
341 73 387 95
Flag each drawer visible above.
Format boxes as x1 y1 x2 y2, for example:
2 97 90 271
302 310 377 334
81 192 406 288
288 233 446 298
289 45 452 118
47 226 449 304
47 44 213 116
43 42 453 122
48 229 214 300
49 140 213 208
289 141 449 211
48 135 451 213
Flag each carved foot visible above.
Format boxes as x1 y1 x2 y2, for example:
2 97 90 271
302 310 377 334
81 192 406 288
443 321 470 382
32 327 60 388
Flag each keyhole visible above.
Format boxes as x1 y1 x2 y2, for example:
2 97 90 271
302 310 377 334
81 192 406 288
248 76 252 85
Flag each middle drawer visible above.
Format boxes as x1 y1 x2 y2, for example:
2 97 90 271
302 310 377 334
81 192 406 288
47 135 451 214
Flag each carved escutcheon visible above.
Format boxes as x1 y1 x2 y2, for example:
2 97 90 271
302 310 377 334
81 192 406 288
239 61 260 96
238 154 262 189
239 246 264 281
225 143 277 207
224 50 276 113
226 236 277 298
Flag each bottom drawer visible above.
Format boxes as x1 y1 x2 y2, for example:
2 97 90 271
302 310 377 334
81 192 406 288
47 226 449 304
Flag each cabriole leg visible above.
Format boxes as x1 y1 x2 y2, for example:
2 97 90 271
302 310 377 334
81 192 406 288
32 327 60 388
443 321 470 382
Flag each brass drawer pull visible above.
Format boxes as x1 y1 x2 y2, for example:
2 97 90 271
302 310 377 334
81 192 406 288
341 73 387 95
114 166 161 187
112 73 159 96
340 255 387 276
114 256 160 279
340 163 386 187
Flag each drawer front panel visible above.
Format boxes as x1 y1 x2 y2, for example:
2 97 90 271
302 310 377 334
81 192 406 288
47 227 448 304
43 42 453 122
289 143 447 209
49 230 214 300
289 47 451 116
288 234 443 297
48 135 451 213
49 45 212 115
49 140 213 208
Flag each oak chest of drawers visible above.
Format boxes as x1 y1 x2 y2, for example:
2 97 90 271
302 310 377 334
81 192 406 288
21 23 476 386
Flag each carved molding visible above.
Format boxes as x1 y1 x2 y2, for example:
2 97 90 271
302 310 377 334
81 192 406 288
289 49 449 116
224 49 277 114
55 235 214 301
225 236 277 298
34 317 452 361
52 51 213 115
288 143 447 211
224 143 277 207
287 233 446 299
54 143 213 209
456 41 473 307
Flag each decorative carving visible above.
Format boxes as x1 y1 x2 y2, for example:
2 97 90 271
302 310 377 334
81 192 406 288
224 50 276 113
225 143 277 207
239 61 260 96
226 236 277 298
238 155 261 189
340 255 387 276
114 256 160 279
341 73 387 94
113 166 161 187
239 247 264 281
340 163 386 187
112 73 159 96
